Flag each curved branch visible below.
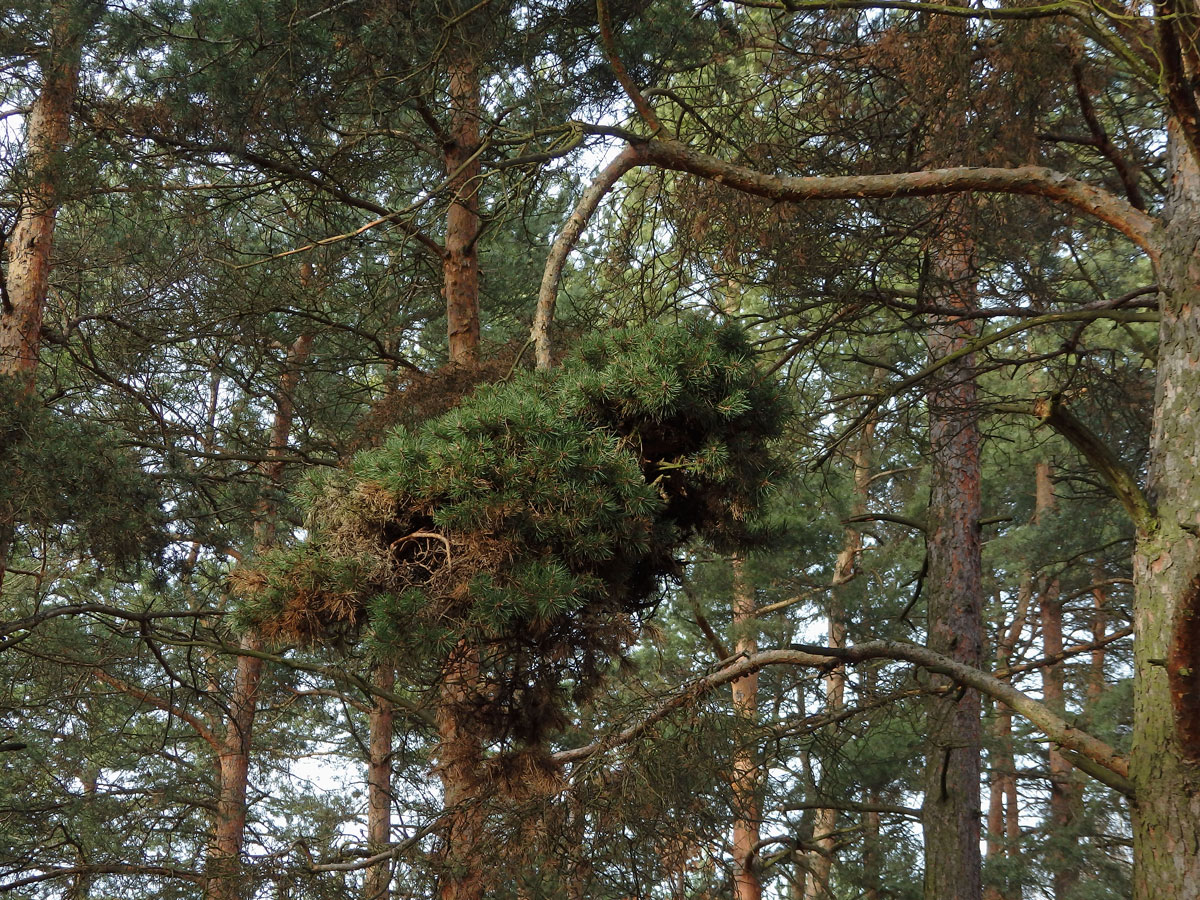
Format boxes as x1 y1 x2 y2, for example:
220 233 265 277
629 139 1164 257
554 641 1132 796
531 146 640 368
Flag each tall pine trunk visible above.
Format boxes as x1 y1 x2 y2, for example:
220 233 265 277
730 557 762 900
922 221 984 900
443 41 481 367
1035 463 1082 897
207 332 313 900
365 664 395 900
1130 123 1200 899
0 0 89 588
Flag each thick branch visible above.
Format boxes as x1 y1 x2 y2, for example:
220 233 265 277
554 642 1131 795
531 146 640 368
629 140 1163 256
1032 396 1157 533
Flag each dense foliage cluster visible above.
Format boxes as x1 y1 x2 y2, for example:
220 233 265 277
0 377 164 572
236 317 790 740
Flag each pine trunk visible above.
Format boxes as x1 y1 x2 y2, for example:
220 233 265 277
731 557 762 900
923 224 984 900
436 648 486 900
365 664 395 900
207 638 265 900
0 0 87 589
0 3 84 386
207 332 312 900
1130 125 1200 899
444 43 481 367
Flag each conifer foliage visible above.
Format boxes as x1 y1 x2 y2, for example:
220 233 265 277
236 317 790 743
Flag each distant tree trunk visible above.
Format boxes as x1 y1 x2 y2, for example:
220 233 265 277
443 39 481 366
730 557 761 900
985 583 1029 900
365 664 395 900
207 331 313 900
922 216 984 900
1034 463 1082 897
806 413 873 900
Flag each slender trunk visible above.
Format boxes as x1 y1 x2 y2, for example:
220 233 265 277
922 217 984 900
207 636 265 900
444 43 481 366
365 664 395 900
1130 124 1200 898
806 415 873 900
207 333 312 900
730 557 761 900
986 579 1029 900
1033 463 1082 897
437 647 485 900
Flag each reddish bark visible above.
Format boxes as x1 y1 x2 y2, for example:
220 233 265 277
207 636 266 900
444 45 481 366
922 209 984 900
365 664 395 900
207 332 313 900
436 648 485 900
0 4 86 387
1033 464 1082 896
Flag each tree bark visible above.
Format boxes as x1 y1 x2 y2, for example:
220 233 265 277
1035 463 1082 898
805 414 873 900
207 332 313 900
444 42 481 366
730 557 762 900
0 1 88 387
922 214 984 900
0 0 90 591
986 581 1029 900
364 664 395 900
1130 123 1200 900
436 647 485 900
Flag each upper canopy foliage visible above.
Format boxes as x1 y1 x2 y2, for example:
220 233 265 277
235 316 791 741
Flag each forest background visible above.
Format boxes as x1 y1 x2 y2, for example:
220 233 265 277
2 0 1198 898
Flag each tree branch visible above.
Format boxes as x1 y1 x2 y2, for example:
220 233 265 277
1032 395 1157 533
629 139 1164 256
554 641 1132 796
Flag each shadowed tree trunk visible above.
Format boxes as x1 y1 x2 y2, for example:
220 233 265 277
922 212 984 900
985 582 1029 900
443 36 481 367
436 647 485 900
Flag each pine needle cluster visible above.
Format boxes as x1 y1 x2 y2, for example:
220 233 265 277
0 377 165 571
235 317 791 741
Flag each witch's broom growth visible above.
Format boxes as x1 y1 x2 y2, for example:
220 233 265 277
234 316 792 744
